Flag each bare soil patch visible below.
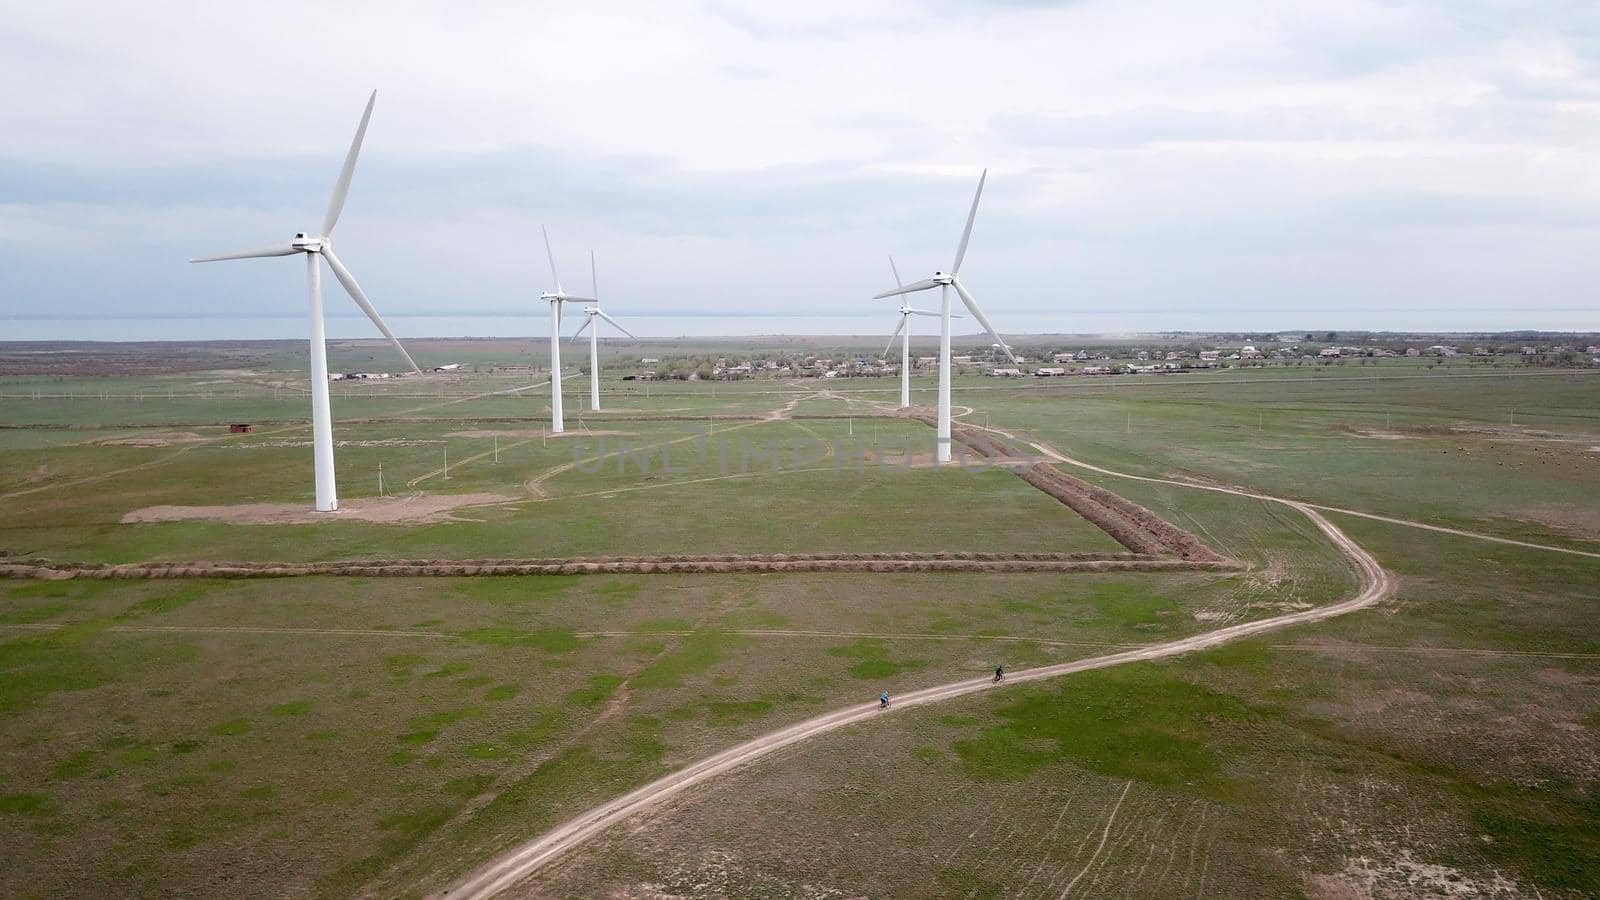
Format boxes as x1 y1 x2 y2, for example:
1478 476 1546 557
449 429 631 439
1306 850 1522 899
119 492 517 526
94 431 209 447
1510 506 1600 539
859 449 940 468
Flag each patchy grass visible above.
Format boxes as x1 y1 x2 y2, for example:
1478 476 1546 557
0 793 59 816
564 674 625 708
632 632 746 690
459 628 581 652
827 639 927 680
950 664 1268 798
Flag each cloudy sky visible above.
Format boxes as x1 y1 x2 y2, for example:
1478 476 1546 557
3 0 1598 338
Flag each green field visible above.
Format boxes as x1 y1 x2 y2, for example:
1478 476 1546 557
1 339 1597 897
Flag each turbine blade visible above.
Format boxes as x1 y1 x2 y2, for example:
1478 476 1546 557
952 278 1016 364
590 250 599 300
950 168 986 275
321 248 423 375
907 309 956 318
190 243 298 263
542 226 563 293
883 315 906 357
571 317 592 340
873 278 940 299
323 90 376 236
596 309 636 339
889 253 905 289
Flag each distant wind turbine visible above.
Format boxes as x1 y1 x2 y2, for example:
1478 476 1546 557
570 251 636 412
539 228 596 434
874 170 1014 462
882 254 958 409
190 90 421 512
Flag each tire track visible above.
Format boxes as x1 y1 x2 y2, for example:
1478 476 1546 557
1058 780 1133 898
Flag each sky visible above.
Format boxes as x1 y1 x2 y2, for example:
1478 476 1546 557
2 0 1599 339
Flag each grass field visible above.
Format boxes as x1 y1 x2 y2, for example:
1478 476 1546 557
1 339 1596 897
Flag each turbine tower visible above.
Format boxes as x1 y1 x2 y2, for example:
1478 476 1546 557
571 251 636 412
540 228 596 433
882 254 955 409
191 91 421 512
874 170 1014 462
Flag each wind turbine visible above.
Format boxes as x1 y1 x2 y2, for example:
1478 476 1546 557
882 254 958 409
190 90 421 512
873 170 1014 462
539 228 596 433
570 251 636 412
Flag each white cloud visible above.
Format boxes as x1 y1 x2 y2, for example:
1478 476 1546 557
2 0 1599 333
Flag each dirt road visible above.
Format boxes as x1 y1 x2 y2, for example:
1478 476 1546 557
441 480 1394 898
975 424 1600 561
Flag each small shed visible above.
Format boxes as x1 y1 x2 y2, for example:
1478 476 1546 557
229 423 253 434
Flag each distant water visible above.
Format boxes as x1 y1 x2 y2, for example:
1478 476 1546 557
2 312 1202 342
3 311 1594 342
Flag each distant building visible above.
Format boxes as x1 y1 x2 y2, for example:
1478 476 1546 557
1034 367 1066 377
989 367 1023 377
229 423 253 434
434 363 461 372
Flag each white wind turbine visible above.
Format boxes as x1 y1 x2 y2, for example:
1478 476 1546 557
873 170 1015 462
539 228 596 434
882 254 958 409
570 251 636 412
191 90 421 512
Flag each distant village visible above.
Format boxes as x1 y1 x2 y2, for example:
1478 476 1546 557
614 336 1600 382
325 337 1600 382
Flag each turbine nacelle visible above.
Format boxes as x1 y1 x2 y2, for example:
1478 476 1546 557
291 233 328 252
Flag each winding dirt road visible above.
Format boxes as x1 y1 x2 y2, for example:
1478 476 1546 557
441 472 1395 898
